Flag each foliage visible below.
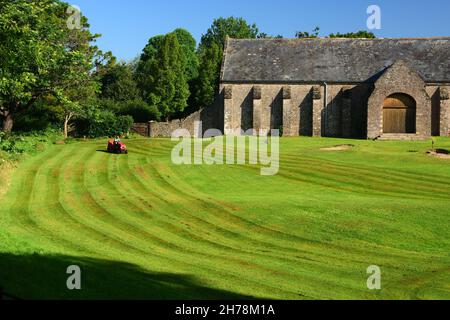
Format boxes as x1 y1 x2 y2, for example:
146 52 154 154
13 100 61 132
136 30 197 85
135 35 165 95
257 33 283 39
199 17 259 50
75 108 133 138
329 30 376 38
96 98 160 123
295 28 376 39
171 28 200 82
93 51 117 79
192 43 222 108
0 0 101 132
0 128 62 157
58 80 99 138
118 99 160 123
100 62 140 102
139 33 190 121
295 27 320 38
135 29 198 120
128 56 141 74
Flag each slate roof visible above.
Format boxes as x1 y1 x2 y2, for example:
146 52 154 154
221 38 450 83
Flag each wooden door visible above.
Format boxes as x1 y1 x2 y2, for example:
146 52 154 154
383 94 416 134
383 107 406 133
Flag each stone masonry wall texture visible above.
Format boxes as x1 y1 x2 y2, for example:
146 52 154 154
367 60 432 139
220 83 376 138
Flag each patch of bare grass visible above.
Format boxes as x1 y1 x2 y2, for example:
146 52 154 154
427 149 450 160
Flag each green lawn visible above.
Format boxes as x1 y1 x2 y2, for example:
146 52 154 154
1 137 450 300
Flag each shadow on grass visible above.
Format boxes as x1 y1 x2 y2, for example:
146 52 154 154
0 253 255 300
435 149 449 155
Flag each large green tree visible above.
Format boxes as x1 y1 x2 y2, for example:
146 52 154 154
144 33 190 121
136 29 198 87
0 0 101 132
199 17 259 50
193 43 222 108
98 60 160 123
135 35 165 98
172 28 199 82
136 29 198 118
100 62 140 102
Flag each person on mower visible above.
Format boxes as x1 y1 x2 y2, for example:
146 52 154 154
114 135 121 144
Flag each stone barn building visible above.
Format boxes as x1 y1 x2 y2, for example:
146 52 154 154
219 37 450 140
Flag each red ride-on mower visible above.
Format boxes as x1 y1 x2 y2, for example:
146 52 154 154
107 140 128 154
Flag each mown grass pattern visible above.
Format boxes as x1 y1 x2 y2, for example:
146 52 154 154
0 137 450 300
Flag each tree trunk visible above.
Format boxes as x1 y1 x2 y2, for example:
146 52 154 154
64 119 69 139
64 114 73 139
64 117 71 139
2 112 14 133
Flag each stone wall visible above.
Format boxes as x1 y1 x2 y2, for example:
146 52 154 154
132 99 223 138
149 111 201 138
220 83 373 138
439 86 450 137
130 123 149 136
367 60 432 140
222 83 313 136
425 85 450 137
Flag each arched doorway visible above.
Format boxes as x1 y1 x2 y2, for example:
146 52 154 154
383 93 416 134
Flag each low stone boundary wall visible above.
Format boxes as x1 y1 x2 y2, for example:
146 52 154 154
150 110 202 138
130 123 150 136
131 102 223 138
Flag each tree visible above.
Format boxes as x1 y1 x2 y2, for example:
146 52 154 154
199 17 259 50
171 28 199 82
100 62 140 102
128 56 141 74
135 35 165 97
137 35 165 68
59 80 99 139
295 27 320 39
59 95 83 139
145 33 190 121
329 31 376 38
136 29 198 85
119 99 160 123
193 43 222 108
136 29 199 116
0 0 100 132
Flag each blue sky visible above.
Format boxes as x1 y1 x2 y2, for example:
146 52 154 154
74 0 450 61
